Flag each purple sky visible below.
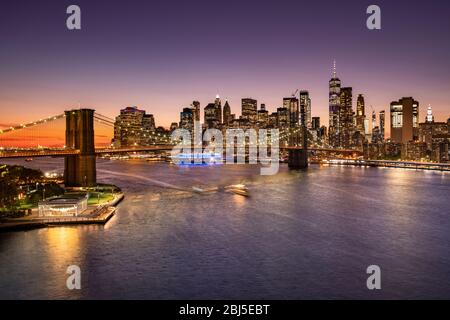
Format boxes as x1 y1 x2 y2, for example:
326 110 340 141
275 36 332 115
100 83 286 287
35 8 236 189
1 0 449 134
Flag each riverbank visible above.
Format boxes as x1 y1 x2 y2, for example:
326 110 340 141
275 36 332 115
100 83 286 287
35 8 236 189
0 193 124 233
315 159 450 171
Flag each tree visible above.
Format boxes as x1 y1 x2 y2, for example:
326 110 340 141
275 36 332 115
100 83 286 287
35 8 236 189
0 175 18 209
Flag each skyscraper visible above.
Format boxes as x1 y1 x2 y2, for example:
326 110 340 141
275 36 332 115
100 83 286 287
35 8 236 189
179 107 194 131
426 105 434 123
223 100 231 126
390 97 419 144
191 101 200 122
241 98 258 125
214 94 222 124
113 106 155 147
277 107 289 128
339 87 353 149
312 117 321 130
356 94 365 134
257 104 269 128
204 103 219 129
283 97 299 128
143 114 156 131
329 60 341 148
364 117 370 140
370 110 378 143
371 110 377 132
268 112 278 128
299 91 311 128
413 101 419 140
379 110 385 142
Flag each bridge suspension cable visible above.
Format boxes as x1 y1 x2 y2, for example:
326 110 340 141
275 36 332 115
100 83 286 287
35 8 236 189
0 114 65 135
0 113 67 149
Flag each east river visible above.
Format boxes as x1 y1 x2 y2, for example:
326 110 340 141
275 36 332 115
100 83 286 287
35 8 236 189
1 158 450 299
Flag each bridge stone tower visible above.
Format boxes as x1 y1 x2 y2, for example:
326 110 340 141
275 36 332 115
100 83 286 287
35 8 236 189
64 109 97 187
288 106 309 169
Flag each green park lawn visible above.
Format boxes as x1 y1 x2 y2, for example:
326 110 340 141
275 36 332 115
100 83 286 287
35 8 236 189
87 192 115 205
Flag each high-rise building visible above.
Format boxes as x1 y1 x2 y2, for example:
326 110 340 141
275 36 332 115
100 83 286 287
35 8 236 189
379 110 385 142
204 103 219 129
179 107 194 131
214 95 222 124
371 126 380 144
339 87 353 149
413 101 419 140
312 117 321 130
277 107 289 128
329 60 341 148
268 112 278 128
371 110 377 132
299 91 311 128
311 117 322 144
142 113 155 131
283 97 299 128
191 101 200 122
390 97 419 144
364 117 370 140
426 105 434 123
223 100 231 126
257 104 269 128
113 106 155 147
356 94 365 134
419 117 449 163
241 98 258 125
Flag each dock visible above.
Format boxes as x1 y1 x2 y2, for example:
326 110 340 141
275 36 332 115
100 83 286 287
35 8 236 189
0 194 124 233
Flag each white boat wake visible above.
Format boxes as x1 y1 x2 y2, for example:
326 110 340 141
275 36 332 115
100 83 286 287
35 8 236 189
97 169 187 191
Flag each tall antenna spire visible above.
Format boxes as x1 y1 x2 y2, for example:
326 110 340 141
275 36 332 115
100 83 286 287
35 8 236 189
332 59 337 78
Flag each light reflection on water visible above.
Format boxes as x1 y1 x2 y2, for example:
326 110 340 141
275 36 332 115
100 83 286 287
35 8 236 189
1 158 450 299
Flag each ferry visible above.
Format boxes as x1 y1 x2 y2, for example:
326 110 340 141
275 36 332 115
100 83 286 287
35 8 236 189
171 152 223 165
224 184 249 191
228 188 250 197
224 184 250 197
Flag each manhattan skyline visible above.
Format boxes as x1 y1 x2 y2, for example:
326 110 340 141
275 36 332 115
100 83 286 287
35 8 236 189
1 0 450 133
1 0 450 303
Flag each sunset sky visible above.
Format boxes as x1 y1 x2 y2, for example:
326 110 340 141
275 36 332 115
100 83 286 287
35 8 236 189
1 0 449 145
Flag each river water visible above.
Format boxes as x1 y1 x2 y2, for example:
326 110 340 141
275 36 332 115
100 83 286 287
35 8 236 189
1 158 450 299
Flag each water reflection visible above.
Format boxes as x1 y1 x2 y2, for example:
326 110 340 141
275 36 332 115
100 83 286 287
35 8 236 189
44 227 81 269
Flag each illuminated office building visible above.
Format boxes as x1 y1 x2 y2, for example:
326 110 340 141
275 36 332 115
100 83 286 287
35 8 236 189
356 94 365 134
223 100 232 126
180 107 194 131
191 100 201 122
379 110 385 142
257 104 269 128
390 97 419 143
241 98 258 125
339 87 353 149
329 60 341 148
299 91 311 128
113 106 156 147
283 97 299 128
